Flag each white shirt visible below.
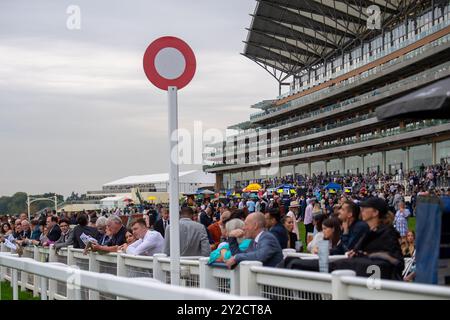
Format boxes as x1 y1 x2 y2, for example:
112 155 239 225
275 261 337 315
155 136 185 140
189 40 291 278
307 231 324 253
126 230 164 256
254 231 264 244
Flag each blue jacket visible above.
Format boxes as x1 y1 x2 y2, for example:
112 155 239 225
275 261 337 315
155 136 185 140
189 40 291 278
270 222 288 249
330 219 369 255
229 231 283 267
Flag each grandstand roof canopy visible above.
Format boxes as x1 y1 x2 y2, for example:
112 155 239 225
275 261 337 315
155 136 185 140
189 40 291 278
103 170 216 187
243 0 431 81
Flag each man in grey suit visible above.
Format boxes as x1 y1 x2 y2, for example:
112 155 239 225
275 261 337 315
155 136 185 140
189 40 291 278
54 219 74 252
225 212 283 268
164 207 211 257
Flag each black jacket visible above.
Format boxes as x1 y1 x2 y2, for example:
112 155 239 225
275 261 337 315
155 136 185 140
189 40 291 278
47 224 62 242
353 224 403 262
73 225 100 249
154 218 169 238
330 220 369 255
269 223 288 249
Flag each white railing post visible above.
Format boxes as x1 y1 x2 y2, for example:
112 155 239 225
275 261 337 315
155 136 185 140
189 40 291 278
88 251 100 300
229 267 240 296
153 254 166 282
116 253 126 277
66 246 75 300
33 245 40 297
0 243 6 282
116 253 127 300
331 270 355 300
239 261 263 297
40 277 48 300
12 269 19 300
48 245 57 299
199 257 216 290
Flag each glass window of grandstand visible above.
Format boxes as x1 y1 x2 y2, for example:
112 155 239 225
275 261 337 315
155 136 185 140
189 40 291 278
242 170 255 185
281 165 294 178
295 163 309 177
437 140 450 164
345 156 363 174
327 159 343 175
386 149 407 175
364 152 382 174
230 172 242 189
409 144 433 170
223 174 231 190
311 161 326 175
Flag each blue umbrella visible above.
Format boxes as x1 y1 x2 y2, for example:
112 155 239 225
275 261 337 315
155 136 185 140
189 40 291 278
324 182 342 190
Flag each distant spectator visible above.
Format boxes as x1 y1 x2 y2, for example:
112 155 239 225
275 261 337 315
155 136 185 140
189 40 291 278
91 215 126 253
225 212 283 268
307 213 326 253
125 228 136 245
394 201 410 239
164 207 211 257
265 208 288 249
401 230 415 258
120 218 164 256
46 216 61 242
96 216 110 245
281 215 298 250
72 213 100 249
54 219 74 251
154 207 170 238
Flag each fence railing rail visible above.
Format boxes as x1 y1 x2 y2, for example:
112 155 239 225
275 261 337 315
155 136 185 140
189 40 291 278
1 244 450 300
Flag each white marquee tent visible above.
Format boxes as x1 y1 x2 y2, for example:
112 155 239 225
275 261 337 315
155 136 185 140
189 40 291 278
102 170 216 194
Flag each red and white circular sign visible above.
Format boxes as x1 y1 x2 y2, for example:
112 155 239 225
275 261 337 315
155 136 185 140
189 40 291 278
143 36 196 91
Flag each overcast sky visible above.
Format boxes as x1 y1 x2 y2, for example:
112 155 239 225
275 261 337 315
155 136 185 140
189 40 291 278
0 0 277 197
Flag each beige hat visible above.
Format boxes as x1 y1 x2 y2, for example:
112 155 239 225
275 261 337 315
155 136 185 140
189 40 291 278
289 201 300 207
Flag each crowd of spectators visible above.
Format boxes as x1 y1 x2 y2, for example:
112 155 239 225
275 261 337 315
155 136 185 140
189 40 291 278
4 163 446 283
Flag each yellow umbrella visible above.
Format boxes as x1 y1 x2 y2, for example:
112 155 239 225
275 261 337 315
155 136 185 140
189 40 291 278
147 196 157 201
243 183 262 192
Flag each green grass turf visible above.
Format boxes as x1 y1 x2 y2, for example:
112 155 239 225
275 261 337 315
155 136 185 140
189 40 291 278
0 281 39 300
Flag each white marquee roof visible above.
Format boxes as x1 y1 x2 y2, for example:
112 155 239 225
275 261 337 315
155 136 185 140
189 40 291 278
103 170 216 187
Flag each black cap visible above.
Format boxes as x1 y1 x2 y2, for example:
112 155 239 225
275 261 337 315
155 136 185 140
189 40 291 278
359 197 388 218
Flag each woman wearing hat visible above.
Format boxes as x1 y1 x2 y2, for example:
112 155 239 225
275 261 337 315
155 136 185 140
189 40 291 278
286 201 300 240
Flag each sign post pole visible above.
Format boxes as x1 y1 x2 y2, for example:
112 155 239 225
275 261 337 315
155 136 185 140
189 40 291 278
143 36 196 287
168 86 180 286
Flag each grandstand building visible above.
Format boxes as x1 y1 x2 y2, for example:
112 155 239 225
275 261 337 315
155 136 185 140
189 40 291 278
205 0 450 190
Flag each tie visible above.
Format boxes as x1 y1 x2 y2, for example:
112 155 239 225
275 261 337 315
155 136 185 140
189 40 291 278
164 220 167 229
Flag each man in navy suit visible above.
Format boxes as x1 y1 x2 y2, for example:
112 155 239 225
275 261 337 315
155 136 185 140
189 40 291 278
225 212 283 268
265 208 288 249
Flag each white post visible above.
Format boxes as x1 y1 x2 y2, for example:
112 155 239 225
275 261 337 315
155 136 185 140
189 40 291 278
168 86 180 286
0 243 6 282
12 269 19 300
33 245 40 297
331 270 356 300
40 277 48 300
48 245 57 300
229 268 240 296
199 257 216 290
66 246 75 300
116 253 126 300
88 251 99 300
55 195 58 213
20 268 27 292
116 253 126 277
239 261 262 297
27 196 31 221
153 253 166 282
